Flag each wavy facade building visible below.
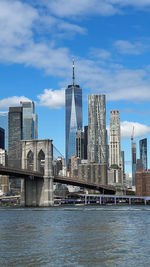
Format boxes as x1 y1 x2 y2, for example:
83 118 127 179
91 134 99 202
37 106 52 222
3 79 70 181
88 94 107 164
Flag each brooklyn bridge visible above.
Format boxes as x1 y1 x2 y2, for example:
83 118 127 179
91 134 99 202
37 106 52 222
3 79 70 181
0 139 116 206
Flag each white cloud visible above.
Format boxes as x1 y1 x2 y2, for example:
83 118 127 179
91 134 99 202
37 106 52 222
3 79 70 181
121 121 150 138
74 62 150 102
0 0 38 47
0 0 84 77
1 0 150 104
37 88 65 108
0 96 31 108
89 48 111 59
43 0 119 17
110 0 150 8
58 21 86 35
114 40 149 55
37 0 150 18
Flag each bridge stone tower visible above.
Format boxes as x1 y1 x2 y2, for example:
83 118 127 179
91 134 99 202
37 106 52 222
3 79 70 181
21 139 54 206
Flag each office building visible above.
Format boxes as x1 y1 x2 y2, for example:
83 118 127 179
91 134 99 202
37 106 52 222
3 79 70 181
136 159 144 171
78 162 107 185
21 101 38 140
65 60 82 168
76 130 84 159
107 168 123 185
8 107 23 168
0 112 8 150
139 138 147 171
0 148 9 194
71 155 81 178
132 141 136 186
53 157 65 176
0 127 5 149
121 151 125 174
84 126 88 160
109 110 121 168
88 94 107 164
8 101 38 168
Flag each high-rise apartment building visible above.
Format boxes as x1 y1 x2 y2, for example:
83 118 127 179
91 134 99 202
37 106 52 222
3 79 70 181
21 101 38 140
65 61 82 168
109 110 121 168
139 138 147 171
88 94 107 164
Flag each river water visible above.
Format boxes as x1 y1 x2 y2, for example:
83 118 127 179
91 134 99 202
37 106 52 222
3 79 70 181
0 205 150 267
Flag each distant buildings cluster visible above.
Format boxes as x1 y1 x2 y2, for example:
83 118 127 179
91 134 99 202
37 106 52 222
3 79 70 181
0 61 149 196
65 62 123 187
65 61 149 193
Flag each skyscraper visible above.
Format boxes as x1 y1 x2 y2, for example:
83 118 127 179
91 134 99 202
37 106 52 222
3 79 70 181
8 101 38 168
139 138 147 170
0 127 5 149
0 112 8 150
84 126 88 160
109 110 121 168
21 101 38 140
88 95 107 164
132 141 136 186
65 60 82 168
8 107 23 168
76 130 84 159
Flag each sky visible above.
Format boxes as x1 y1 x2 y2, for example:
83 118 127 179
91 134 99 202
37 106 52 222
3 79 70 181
1 0 150 173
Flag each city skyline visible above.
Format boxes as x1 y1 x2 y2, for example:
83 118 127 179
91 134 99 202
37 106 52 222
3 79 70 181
1 1 150 172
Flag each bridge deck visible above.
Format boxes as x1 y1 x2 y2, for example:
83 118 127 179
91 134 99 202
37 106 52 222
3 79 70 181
0 165 116 193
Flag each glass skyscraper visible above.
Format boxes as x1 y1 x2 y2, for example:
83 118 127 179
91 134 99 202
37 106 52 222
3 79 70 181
8 106 23 168
0 112 8 150
0 127 5 149
21 101 38 140
8 101 38 168
65 61 82 168
139 138 147 170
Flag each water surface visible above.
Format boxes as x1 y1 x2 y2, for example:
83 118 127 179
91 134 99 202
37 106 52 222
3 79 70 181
0 205 150 266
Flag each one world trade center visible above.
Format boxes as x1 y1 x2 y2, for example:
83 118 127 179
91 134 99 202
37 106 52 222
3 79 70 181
65 60 82 169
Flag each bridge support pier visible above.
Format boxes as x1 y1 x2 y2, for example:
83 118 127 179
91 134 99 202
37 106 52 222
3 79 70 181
21 139 54 207
20 177 54 207
41 177 54 206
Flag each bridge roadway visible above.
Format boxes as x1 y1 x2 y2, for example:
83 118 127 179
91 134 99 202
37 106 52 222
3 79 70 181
0 165 116 194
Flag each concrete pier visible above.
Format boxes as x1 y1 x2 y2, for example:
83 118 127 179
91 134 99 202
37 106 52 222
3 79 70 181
21 139 54 207
82 194 150 205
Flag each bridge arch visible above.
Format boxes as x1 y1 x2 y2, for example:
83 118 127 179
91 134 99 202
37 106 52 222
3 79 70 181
27 150 34 171
38 149 45 174
21 139 53 177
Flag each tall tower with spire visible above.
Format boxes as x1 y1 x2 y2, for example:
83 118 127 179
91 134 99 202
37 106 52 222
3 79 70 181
65 60 82 169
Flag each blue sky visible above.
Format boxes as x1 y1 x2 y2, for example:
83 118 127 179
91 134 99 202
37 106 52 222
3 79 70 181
1 0 150 172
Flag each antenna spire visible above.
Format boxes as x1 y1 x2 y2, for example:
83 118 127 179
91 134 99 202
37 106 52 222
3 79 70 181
131 126 134 142
72 58 75 86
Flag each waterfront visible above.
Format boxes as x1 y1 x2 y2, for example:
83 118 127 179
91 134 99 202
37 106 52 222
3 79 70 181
1 206 150 267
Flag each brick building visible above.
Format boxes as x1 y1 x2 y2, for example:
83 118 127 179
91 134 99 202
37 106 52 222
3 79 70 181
136 171 150 196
